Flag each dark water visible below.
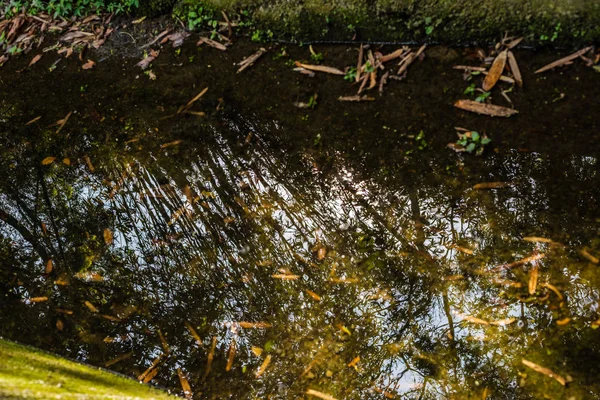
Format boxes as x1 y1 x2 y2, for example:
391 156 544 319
1 39 600 399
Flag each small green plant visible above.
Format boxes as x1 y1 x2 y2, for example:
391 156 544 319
464 83 476 95
364 61 374 73
452 130 491 155
344 67 357 81
309 45 323 64
475 91 491 103
251 29 273 43
273 46 287 60
415 130 427 151
307 94 318 109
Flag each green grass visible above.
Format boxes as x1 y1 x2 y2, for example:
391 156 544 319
0 339 175 399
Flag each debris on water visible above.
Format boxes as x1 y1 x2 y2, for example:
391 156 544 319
541 283 564 300
535 46 593 73
84 300 99 313
141 28 171 49
528 264 539 294
397 44 426 76
28 296 49 303
136 50 159 70
197 37 227 51
272 274 300 280
74 271 104 282
49 111 73 134
455 312 490 325
521 359 568 386
103 228 113 245
454 100 518 117
306 388 338 400
492 252 545 272
41 157 56 165
347 356 360 369
556 317 571 326
28 54 42 68
483 50 508 91
237 48 266 73
305 289 321 301
25 116 42 126
238 322 273 329
201 336 217 381
251 346 263 357
161 31 190 48
158 329 170 354
579 248 599 264
338 95 375 102
507 51 523 87
293 67 315 77
523 236 554 244
472 182 511 189
177 368 193 400
104 351 133 367
226 337 236 371
294 61 345 75
138 354 164 382
185 322 203 346
82 59 95 70
255 354 272 378
45 259 53 274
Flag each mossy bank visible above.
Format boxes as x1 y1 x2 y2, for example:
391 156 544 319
0 339 174 399
170 0 600 45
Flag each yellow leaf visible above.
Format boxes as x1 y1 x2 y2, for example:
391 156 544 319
62 158 71 166
42 157 56 165
103 228 113 245
45 259 53 274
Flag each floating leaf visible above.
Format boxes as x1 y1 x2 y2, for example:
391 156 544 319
238 322 273 329
56 319 64 331
226 338 236 371
522 359 567 386
41 157 56 165
45 259 53 274
255 355 272 378
306 389 338 400
84 301 98 313
82 59 96 70
482 50 508 91
177 368 193 400
103 228 113 245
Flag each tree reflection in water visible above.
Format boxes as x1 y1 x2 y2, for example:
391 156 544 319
1 110 600 400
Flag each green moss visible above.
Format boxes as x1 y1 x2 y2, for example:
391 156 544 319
174 0 600 45
0 339 174 399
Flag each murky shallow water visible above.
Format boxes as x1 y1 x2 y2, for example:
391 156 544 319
1 39 600 399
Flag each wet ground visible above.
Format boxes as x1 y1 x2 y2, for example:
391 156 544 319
1 35 600 399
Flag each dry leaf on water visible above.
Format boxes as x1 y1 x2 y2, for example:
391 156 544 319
528 264 539 294
238 322 273 329
237 48 266 73
226 338 236 371
103 228 113 245
535 46 593 74
45 259 53 274
28 54 42 67
482 50 508 91
82 59 95 70
306 389 338 400
294 61 345 75
29 297 49 303
255 355 272 378
56 319 64 331
492 252 545 272
521 359 567 386
177 368 193 400
84 300 98 312
25 116 42 125
454 100 518 117
201 336 217 381
42 157 56 165
272 274 300 280
507 51 523 87
305 289 321 301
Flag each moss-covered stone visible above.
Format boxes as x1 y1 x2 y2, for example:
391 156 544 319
0 339 174 399
174 0 600 45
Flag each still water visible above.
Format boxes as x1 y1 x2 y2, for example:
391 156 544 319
1 41 600 399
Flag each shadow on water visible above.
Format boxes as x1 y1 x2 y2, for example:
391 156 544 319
1 40 600 399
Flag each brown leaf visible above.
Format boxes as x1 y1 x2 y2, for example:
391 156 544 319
45 259 53 274
454 100 518 117
522 359 567 385
103 228 113 245
226 337 236 371
181 87 209 113
294 61 345 75
197 36 227 51
271 274 300 280
306 389 338 400
160 140 183 149
255 354 272 378
28 54 42 67
25 116 42 126
338 95 375 102
317 247 326 260
507 51 522 87
305 289 321 301
82 59 95 70
472 182 511 190
482 50 508 91
138 354 163 382
29 296 49 303
535 47 593 73
492 253 545 272
238 322 272 329
579 248 599 264
104 351 133 367
136 50 158 70
528 264 539 295
237 48 267 73
42 157 56 165
56 319 64 331
62 158 71 166
201 336 217 382
84 301 99 312
185 322 202 346
177 368 193 399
